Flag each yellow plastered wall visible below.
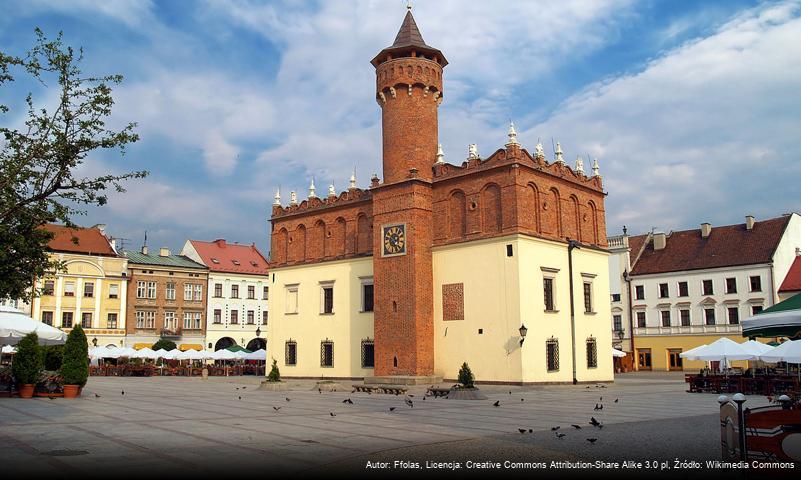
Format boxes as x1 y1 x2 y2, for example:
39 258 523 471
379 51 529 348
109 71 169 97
633 334 771 371
267 257 374 378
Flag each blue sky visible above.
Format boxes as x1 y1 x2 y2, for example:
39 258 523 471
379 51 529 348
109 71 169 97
2 0 800 256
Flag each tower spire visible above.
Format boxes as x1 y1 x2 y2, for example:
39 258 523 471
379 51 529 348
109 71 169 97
506 120 519 146
308 178 316 198
349 168 357 190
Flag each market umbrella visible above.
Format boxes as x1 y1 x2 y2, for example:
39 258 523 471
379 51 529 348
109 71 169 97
679 344 708 360
611 348 626 358
225 345 252 353
210 349 239 360
690 337 755 363
739 340 774 356
742 292 801 338
133 347 160 360
153 348 170 358
759 340 801 364
2 345 16 354
161 349 182 360
176 349 207 361
245 349 267 361
0 305 67 345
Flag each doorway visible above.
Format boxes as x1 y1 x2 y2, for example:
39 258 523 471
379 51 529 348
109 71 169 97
668 349 683 371
637 349 652 370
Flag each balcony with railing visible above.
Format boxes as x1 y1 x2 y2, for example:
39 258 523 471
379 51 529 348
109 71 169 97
606 235 629 249
634 323 741 336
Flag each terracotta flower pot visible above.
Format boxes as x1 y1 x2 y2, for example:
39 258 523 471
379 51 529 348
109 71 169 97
19 384 35 398
62 384 80 398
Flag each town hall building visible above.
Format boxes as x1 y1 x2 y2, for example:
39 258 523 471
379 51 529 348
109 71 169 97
266 8 614 384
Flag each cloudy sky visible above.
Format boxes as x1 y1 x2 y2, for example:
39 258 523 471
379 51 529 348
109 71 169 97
2 0 800 255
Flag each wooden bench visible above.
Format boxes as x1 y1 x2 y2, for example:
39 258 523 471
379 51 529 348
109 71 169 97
351 384 408 395
426 387 451 398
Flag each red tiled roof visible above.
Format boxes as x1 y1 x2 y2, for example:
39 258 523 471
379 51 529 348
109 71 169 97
627 234 648 266
630 216 791 276
189 239 269 276
779 256 801 292
43 224 117 257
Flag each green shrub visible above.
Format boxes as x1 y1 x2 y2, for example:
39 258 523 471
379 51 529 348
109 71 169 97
458 362 475 388
152 339 177 351
267 359 281 382
43 345 64 371
12 333 42 384
60 325 89 386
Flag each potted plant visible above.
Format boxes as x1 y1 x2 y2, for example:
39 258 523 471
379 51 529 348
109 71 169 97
267 359 281 382
445 362 487 400
60 325 89 398
457 362 475 389
12 332 42 398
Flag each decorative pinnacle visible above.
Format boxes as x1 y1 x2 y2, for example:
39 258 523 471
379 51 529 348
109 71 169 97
349 168 357 190
575 156 585 175
289 190 298 205
435 144 445 164
592 158 600 177
554 142 564 164
273 188 281 206
534 141 545 159
506 121 519 146
468 143 479 160
308 178 317 198
407 0 412 11
328 182 336 197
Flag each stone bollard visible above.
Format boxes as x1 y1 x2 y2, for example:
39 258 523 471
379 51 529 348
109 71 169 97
202 368 209 380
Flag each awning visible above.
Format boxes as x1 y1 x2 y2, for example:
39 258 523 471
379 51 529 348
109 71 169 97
742 292 801 338
0 305 68 346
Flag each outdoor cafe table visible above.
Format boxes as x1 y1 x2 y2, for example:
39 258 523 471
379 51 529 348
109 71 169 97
686 374 800 396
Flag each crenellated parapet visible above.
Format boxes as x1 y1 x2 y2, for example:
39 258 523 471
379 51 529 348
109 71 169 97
375 57 443 106
271 187 372 219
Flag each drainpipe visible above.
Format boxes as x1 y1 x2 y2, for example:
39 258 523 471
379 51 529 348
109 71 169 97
624 270 635 353
568 239 580 385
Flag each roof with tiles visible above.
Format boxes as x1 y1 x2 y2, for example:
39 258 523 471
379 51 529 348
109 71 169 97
43 224 117 257
123 250 207 270
188 239 269 276
629 216 792 276
779 256 801 293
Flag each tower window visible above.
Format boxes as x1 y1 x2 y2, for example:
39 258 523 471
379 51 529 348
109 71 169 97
320 341 334 368
285 341 297 366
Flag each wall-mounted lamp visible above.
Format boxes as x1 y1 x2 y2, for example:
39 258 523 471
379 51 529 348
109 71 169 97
92 337 98 346
518 324 528 346
255 327 261 337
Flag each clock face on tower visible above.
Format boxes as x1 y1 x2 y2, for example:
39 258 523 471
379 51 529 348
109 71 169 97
382 223 407 257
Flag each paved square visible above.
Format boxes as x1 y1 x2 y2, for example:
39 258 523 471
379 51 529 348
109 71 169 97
0 374 764 475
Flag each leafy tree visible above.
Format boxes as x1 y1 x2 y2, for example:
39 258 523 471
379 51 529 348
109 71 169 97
458 362 475 388
0 28 147 301
12 332 43 384
267 358 281 382
152 339 177 351
60 325 88 386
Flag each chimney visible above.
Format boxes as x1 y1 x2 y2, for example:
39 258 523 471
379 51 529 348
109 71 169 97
653 231 666 250
214 239 226 248
159 247 170 257
700 223 712 238
745 215 755 230
141 245 148 255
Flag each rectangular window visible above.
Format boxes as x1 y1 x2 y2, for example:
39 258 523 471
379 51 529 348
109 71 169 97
546 339 559 372
583 282 593 313
214 283 223 297
64 281 75 297
248 285 255 299
702 279 714 296
43 280 55 295
363 283 374 312
107 313 117 329
586 339 598 369
660 310 671 327
728 307 740 325
680 309 691 326
184 284 193 301
146 311 155 328
636 311 646 328
361 340 375 368
543 278 555 311
613 314 622 331
62 312 73 328
285 341 297 366
42 311 54 326
81 312 92 328
231 285 239 298
320 341 334 367
230 310 239 324
263 286 269 300
705 308 716 325
109 283 119 299
183 312 192 330
194 284 202 301
322 286 334 314
678 281 689 297
83 282 94 298
506 244 513 257
147 282 157 299
634 285 645 300
166 282 176 301
213 309 222 324
658 283 669 298
165 311 176 330
194 313 202 330
610 293 621 302
262 310 268 325
286 286 298 314
750 275 762 292
725 277 737 294
135 310 145 329
752 305 763 315
247 310 255 325
137 281 146 299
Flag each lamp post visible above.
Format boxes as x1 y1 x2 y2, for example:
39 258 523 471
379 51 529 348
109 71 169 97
567 239 580 385
255 327 261 337
732 393 747 461
518 324 528 346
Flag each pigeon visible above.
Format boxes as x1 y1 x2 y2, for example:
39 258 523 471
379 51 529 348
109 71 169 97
529 429 533 433
389 407 396 412
590 417 601 428
238 396 241 400
518 428 527 434
594 403 600 411
405 398 414 408
493 401 500 407
556 433 566 439
586 438 598 444
121 390 125 396
352 389 357 393
242 387 247 389
586 386 591 389
600 385 607 389
343 398 354 404
600 397 603 402
285 397 291 402
48 396 56 400
329 412 336 417
408 394 414 398
614 398 619 403
318 388 322 394
423 396 426 401
598 404 603 410
94 393 101 398
509 390 512 395
236 387 239 390
521 398 525 402
571 424 582 429
273 406 281 411
551 426 561 431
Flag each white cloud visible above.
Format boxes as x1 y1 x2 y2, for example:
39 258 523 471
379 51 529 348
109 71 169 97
203 131 239 176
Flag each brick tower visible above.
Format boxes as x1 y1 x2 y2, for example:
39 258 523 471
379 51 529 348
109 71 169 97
369 8 447 380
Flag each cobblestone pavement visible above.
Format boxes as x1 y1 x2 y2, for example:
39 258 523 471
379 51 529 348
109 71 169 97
0 373 770 477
